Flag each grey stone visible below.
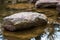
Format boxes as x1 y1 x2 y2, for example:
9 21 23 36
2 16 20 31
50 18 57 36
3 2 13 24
29 0 38 3
35 0 57 8
3 12 47 31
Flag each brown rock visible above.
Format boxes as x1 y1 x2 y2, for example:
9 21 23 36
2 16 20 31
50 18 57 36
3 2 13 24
56 3 60 17
35 0 57 8
3 12 47 31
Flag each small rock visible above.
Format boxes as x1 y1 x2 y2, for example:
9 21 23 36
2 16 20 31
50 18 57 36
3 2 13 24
35 0 57 8
3 12 48 31
29 0 38 3
57 17 60 20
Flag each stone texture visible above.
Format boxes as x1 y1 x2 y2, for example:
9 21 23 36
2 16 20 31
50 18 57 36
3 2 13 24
3 12 47 31
56 2 60 17
29 0 38 3
35 0 57 8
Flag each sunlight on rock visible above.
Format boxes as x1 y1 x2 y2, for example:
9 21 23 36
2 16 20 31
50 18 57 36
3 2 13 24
3 12 47 31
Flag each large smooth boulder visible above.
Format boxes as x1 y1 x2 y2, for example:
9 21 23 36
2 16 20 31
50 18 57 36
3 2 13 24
3 12 47 31
35 0 57 8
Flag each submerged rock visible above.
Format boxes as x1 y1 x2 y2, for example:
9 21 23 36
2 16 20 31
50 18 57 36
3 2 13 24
3 12 47 31
35 0 57 8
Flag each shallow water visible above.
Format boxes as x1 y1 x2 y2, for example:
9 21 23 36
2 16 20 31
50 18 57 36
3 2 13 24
0 23 4 40
30 23 60 40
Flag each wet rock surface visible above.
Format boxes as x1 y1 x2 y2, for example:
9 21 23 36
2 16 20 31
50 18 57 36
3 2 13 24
56 3 60 17
29 0 38 3
35 3 57 8
35 0 57 8
3 12 47 31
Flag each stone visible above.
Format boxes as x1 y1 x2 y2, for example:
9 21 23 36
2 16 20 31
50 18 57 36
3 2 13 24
35 0 57 8
17 0 29 3
57 17 60 20
29 0 38 3
3 12 47 31
56 2 60 17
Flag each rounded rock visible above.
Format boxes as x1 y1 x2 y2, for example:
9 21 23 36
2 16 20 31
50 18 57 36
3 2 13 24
3 12 48 31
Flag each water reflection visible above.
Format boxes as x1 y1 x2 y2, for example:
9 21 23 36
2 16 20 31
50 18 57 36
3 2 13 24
53 23 60 40
0 23 4 40
30 23 60 40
